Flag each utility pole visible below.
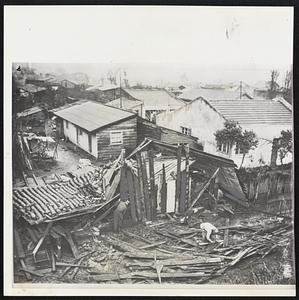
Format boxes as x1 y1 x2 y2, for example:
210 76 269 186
119 71 122 108
240 81 242 100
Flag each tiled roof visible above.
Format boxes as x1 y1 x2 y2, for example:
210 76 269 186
13 170 106 225
52 100 135 132
209 99 292 126
124 89 184 108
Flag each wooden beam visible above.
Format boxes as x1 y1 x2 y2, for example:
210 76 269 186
184 144 191 210
135 152 146 222
187 167 220 214
175 145 182 213
140 151 152 221
160 164 167 214
32 222 53 258
148 149 156 220
127 168 138 223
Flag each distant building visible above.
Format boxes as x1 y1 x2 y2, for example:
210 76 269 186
52 100 138 161
124 88 184 121
16 106 48 134
156 98 292 168
84 84 127 104
178 87 253 103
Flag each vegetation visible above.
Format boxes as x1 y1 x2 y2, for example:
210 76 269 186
214 120 258 168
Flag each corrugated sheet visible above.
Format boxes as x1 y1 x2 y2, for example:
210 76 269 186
209 100 292 126
52 101 135 132
124 89 183 108
108 97 143 109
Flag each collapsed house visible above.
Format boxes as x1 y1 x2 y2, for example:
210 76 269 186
12 138 294 283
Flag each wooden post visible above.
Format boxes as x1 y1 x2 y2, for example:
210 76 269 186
148 150 157 220
223 218 230 247
184 144 190 211
175 145 182 213
140 151 152 221
160 164 167 214
127 168 138 223
179 171 187 213
136 152 146 222
120 165 129 202
133 173 143 222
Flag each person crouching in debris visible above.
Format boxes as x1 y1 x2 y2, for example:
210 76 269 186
113 200 130 233
199 219 219 243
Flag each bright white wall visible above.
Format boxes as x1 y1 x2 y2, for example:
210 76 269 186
63 120 97 158
156 99 293 168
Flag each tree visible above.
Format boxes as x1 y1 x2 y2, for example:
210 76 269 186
278 130 292 166
282 67 293 104
214 120 242 157
214 120 258 168
267 70 280 99
237 130 259 168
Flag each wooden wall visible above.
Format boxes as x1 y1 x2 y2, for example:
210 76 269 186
96 116 137 161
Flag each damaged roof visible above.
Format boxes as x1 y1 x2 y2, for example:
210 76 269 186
52 100 135 132
16 106 44 118
13 170 106 225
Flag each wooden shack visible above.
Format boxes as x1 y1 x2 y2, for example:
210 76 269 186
52 100 138 161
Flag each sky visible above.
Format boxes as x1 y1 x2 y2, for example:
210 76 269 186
5 6 294 86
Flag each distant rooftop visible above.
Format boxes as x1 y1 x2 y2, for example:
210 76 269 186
86 84 120 92
124 88 183 108
178 87 252 101
107 97 143 110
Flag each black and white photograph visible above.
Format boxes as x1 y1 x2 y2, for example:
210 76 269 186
4 4 295 296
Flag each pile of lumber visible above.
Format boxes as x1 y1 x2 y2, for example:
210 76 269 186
89 218 292 284
13 169 106 224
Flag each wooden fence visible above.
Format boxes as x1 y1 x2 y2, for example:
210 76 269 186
238 166 293 214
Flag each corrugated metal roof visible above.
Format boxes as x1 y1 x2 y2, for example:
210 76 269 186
179 87 251 101
52 101 135 132
209 99 292 126
108 97 143 110
124 89 183 108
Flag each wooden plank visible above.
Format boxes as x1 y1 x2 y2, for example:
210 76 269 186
92 271 209 282
26 227 38 243
127 168 138 223
179 171 187 213
148 149 157 220
120 166 129 202
32 222 53 258
65 232 79 258
187 167 220 213
160 164 167 214
135 153 146 222
19 267 43 278
14 229 26 259
223 218 230 248
106 171 121 201
175 145 182 213
139 241 166 250
140 151 152 220
184 144 191 210
133 173 143 222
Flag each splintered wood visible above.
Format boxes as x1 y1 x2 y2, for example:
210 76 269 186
89 217 293 284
